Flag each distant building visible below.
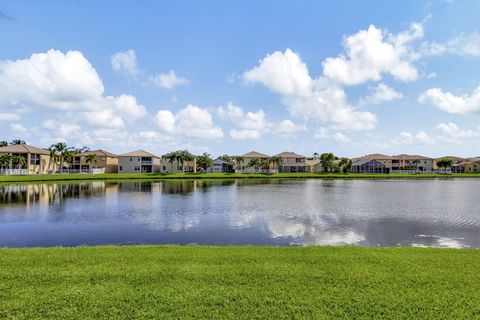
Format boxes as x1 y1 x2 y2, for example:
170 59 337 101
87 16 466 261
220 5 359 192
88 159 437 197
237 151 270 173
161 158 197 173
276 152 307 173
118 150 161 173
351 159 387 174
71 149 118 173
207 159 234 173
0 144 52 174
392 154 434 173
306 159 322 173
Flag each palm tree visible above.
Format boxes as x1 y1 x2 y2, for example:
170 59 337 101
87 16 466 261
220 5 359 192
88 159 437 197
247 158 260 173
85 154 97 172
411 159 420 174
51 142 73 173
0 141 7 147
178 150 194 172
269 156 283 173
338 157 352 174
233 156 244 172
0 154 12 170
10 139 26 145
313 152 319 160
12 155 26 169
48 147 60 172
320 153 336 172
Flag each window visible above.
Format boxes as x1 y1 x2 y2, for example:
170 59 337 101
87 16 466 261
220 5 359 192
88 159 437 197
130 157 132 161
163 166 166 171
119 166 123 171
30 154 41 166
134 166 140 171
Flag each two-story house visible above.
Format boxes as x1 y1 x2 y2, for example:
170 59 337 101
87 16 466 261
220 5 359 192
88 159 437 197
276 152 307 173
0 144 52 174
118 150 161 173
71 149 118 173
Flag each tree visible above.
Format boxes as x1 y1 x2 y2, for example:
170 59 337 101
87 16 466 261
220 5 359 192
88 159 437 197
338 157 352 173
436 158 453 174
10 139 26 145
320 153 336 172
232 156 244 172
85 154 97 170
196 153 213 172
0 141 7 147
0 154 12 169
48 147 60 172
312 152 319 160
218 154 232 162
177 150 194 172
269 156 283 172
259 158 270 172
411 159 421 173
51 142 75 173
12 155 26 169
247 158 261 173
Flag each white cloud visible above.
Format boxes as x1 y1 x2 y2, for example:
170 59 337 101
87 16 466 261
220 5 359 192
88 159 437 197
217 102 268 139
323 23 423 85
395 130 435 145
436 122 480 140
244 48 312 96
0 49 147 129
418 86 480 114
155 104 223 139
357 83 402 106
334 132 350 143
150 70 189 89
111 49 189 90
0 112 19 121
243 49 377 131
41 119 81 137
111 49 140 76
10 123 27 133
422 32 480 56
274 119 307 135
314 127 330 139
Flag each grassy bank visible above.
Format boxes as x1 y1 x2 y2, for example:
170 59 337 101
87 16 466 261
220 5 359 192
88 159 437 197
0 246 479 319
1 172 480 184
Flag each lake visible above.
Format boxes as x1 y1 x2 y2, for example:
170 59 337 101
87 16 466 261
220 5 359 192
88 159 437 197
1 179 479 248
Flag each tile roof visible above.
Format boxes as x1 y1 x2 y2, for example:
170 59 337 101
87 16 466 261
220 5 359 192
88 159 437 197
275 151 306 158
0 144 50 155
76 149 118 158
119 150 160 158
242 151 269 158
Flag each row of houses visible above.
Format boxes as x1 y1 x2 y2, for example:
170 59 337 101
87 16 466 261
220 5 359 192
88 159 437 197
1 144 479 174
351 154 480 174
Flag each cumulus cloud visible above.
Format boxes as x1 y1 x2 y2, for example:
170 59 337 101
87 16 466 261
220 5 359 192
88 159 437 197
422 32 480 56
0 49 147 129
395 130 435 145
41 119 81 137
217 102 268 139
435 122 480 142
111 49 188 89
243 49 377 131
10 123 27 133
418 86 480 114
150 70 189 89
357 83 402 107
155 104 223 139
334 132 350 143
323 23 423 85
274 119 307 135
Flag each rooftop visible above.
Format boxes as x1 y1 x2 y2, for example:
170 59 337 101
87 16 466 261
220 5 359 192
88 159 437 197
75 149 118 158
119 150 160 158
242 151 269 158
276 151 306 158
0 144 50 155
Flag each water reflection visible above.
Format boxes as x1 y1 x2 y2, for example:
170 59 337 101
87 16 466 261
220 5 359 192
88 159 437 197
1 179 480 248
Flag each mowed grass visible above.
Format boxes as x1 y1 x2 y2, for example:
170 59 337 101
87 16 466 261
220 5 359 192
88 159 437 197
1 172 480 184
1 246 480 319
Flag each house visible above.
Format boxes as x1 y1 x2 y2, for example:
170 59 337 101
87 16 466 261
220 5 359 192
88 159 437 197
351 159 387 174
118 150 161 173
463 158 480 173
392 154 435 173
0 144 52 174
237 151 270 173
352 154 395 173
71 149 118 173
306 159 322 173
207 159 234 173
435 156 466 173
161 158 197 173
276 152 308 173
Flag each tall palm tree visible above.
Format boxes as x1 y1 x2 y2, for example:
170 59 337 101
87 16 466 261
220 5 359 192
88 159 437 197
233 156 244 172
51 142 72 173
247 158 260 173
0 154 12 170
269 156 283 173
85 154 97 172
48 147 60 172
178 150 194 172
12 155 26 169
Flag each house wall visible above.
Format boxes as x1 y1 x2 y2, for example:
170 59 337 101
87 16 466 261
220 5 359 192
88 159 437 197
161 159 197 173
73 156 119 173
464 161 480 173
119 156 161 173
238 157 270 173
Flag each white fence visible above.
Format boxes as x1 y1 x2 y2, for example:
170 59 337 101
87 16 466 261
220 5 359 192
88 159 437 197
0 169 29 175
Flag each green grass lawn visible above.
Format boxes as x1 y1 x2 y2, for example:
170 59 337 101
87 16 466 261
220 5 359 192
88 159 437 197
1 172 480 184
1 246 479 319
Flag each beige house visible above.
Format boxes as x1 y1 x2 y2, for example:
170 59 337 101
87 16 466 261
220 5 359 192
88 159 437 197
276 152 307 173
237 151 270 173
118 150 161 173
463 158 480 173
72 149 118 173
392 154 435 173
306 159 322 173
161 158 197 173
0 144 52 174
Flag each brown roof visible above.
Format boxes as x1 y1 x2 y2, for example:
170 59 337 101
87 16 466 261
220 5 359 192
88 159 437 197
242 151 269 158
359 153 397 160
394 154 433 160
305 159 321 166
119 150 160 158
76 149 118 158
0 144 50 155
276 151 306 158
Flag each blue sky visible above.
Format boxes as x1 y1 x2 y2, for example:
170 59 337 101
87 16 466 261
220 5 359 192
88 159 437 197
1 0 480 158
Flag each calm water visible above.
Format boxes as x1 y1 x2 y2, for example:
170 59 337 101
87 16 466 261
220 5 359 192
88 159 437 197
1 179 480 248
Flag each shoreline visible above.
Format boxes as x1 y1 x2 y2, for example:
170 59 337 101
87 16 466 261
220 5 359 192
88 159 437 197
1 172 480 184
